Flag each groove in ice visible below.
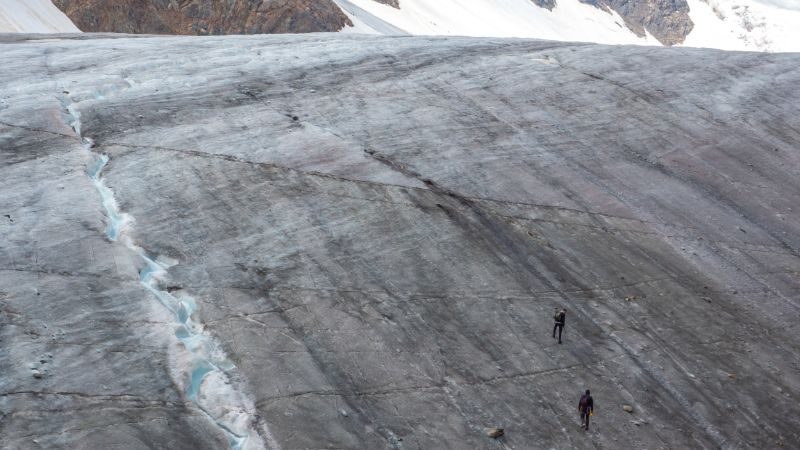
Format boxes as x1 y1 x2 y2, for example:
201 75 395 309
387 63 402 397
62 95 275 450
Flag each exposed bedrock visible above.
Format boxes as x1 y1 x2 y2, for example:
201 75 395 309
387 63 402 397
581 0 694 45
52 0 353 35
1 33 799 449
531 0 557 11
371 0 400 8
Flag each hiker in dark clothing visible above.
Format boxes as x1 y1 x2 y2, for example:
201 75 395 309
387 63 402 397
578 390 594 430
553 308 566 344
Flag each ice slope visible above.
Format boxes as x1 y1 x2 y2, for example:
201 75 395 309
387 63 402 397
0 0 78 33
2 33 800 450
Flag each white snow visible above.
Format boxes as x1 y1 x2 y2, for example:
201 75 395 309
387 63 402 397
0 0 79 33
337 0 656 46
683 0 752 50
683 0 800 52
0 0 797 51
752 0 800 11
335 0 403 35
337 13 383 35
337 0 800 52
336 4 384 35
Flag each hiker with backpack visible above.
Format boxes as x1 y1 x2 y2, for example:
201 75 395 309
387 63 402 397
578 389 594 430
552 307 566 344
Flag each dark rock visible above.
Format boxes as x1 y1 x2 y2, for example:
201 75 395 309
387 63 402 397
581 0 693 45
487 427 505 438
373 0 400 8
531 0 557 10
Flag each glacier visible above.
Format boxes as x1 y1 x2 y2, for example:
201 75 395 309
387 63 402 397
62 92 270 450
1 32 800 450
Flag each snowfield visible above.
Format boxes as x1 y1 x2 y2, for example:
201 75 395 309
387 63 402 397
335 0 656 45
684 0 800 51
1 0 798 51
0 0 78 33
335 0 800 51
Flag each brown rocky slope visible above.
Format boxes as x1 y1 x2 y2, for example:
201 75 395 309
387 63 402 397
52 0 353 35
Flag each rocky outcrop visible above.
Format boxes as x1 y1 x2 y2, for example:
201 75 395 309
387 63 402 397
372 0 400 8
531 0 557 11
581 0 694 45
52 0 352 34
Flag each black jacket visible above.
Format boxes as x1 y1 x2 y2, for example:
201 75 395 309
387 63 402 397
579 394 594 413
554 311 566 326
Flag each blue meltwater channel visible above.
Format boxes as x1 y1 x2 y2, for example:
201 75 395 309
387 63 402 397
65 97 269 449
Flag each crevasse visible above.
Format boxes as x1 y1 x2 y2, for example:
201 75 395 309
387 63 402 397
64 97 271 450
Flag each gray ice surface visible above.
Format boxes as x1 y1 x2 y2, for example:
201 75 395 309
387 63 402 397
1 32 799 450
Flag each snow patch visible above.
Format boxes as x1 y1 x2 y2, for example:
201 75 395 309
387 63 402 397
335 0 392 35
683 0 800 51
336 0 655 45
0 0 79 33
336 0 800 51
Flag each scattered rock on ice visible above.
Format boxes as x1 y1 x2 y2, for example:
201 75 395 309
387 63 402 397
486 427 504 438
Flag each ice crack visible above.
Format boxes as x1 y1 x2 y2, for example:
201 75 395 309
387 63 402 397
61 94 276 450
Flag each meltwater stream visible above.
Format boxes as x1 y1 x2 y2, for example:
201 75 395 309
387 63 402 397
64 99 272 450
86 151 129 241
